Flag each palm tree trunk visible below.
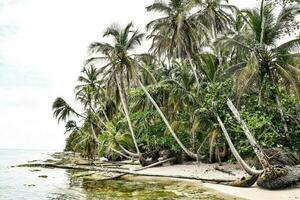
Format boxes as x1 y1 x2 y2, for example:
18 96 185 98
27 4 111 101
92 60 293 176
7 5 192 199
215 112 263 175
275 94 289 142
115 75 141 155
227 98 272 172
186 51 200 85
260 0 265 44
119 144 139 158
111 148 133 160
137 79 197 159
91 124 99 143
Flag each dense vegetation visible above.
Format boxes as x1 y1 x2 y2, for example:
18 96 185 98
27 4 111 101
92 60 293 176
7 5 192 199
52 0 300 166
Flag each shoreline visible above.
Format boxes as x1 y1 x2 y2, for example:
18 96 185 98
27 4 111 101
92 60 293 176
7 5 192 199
16 152 300 200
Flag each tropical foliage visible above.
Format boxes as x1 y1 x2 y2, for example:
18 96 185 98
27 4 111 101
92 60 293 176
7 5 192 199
53 0 300 165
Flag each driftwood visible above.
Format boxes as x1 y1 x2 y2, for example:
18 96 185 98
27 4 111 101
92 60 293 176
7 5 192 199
92 157 177 180
228 175 259 187
135 157 176 171
214 166 235 176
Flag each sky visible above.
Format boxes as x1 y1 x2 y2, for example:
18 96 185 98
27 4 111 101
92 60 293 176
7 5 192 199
0 0 258 150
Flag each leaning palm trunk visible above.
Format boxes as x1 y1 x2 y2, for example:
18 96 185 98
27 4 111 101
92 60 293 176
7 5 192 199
137 79 197 159
119 145 139 158
215 113 263 175
115 75 141 155
111 148 133 160
218 99 300 189
226 98 272 172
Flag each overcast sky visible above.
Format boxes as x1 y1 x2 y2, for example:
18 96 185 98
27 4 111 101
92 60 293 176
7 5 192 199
0 0 258 150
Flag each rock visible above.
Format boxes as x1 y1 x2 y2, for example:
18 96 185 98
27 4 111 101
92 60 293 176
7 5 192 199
257 166 300 189
264 148 300 166
24 184 35 187
38 175 48 178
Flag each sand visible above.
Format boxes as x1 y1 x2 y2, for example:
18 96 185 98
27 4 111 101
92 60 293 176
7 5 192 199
204 183 300 200
22 154 300 200
126 162 300 200
129 162 247 181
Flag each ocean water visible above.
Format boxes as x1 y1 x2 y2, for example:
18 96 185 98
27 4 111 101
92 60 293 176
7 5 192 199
0 149 232 200
0 149 85 200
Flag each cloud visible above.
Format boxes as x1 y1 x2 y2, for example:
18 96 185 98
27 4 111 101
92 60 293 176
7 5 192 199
0 0 155 150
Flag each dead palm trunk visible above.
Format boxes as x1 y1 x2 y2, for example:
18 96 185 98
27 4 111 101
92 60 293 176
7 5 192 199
115 75 141 155
137 78 197 159
215 112 263 175
227 98 272 172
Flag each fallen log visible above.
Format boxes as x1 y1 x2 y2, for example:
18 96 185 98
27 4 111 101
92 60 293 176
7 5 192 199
98 157 177 180
227 175 259 187
135 157 176 171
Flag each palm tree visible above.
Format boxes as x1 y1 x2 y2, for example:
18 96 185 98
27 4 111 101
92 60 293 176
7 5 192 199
146 0 209 85
52 97 84 123
86 22 144 156
193 0 236 67
133 59 200 159
98 122 134 159
215 112 264 175
220 0 300 142
194 0 236 38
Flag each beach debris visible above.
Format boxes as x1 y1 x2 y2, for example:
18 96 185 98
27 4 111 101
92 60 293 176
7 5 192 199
29 169 41 172
100 157 108 162
214 166 235 176
24 184 35 187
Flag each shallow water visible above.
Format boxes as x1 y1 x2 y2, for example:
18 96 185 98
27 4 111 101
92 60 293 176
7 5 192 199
0 149 233 200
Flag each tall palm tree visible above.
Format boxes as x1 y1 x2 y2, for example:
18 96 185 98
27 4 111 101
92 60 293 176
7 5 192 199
133 59 200 159
193 0 236 67
146 0 209 84
220 0 300 142
194 0 236 38
86 22 144 155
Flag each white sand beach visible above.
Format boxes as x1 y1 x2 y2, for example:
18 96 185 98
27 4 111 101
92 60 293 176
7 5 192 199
125 162 300 200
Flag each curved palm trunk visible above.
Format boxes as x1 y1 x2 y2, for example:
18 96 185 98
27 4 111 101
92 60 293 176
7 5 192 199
91 124 135 160
137 79 197 159
216 112 263 175
119 144 139 158
111 148 133 160
115 76 141 155
227 98 272 172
